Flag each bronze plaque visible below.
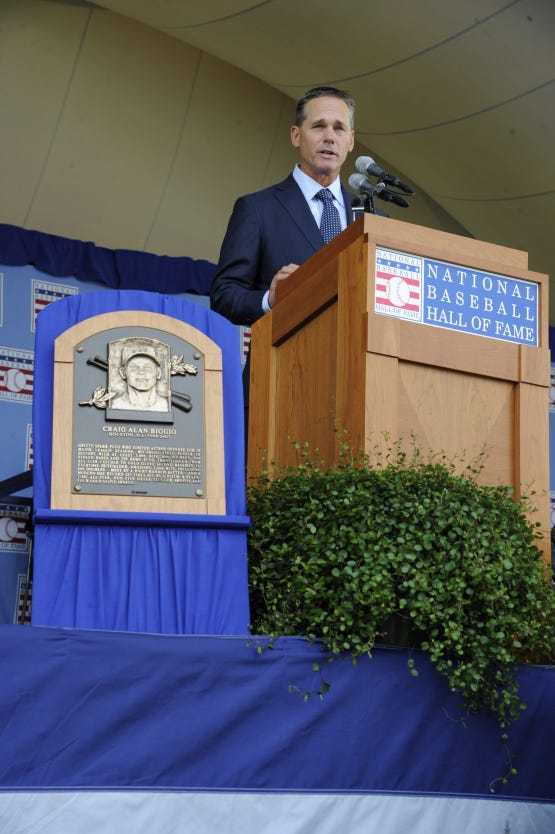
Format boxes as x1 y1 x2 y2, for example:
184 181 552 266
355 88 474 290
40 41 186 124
72 326 205 499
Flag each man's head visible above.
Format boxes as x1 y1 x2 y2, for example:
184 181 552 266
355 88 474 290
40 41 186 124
294 86 355 130
119 345 161 390
291 86 355 187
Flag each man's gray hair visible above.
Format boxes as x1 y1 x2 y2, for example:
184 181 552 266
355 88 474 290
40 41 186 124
294 86 355 129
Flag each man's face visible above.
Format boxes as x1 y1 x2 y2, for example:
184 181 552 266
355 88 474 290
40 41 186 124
290 96 354 186
121 356 160 391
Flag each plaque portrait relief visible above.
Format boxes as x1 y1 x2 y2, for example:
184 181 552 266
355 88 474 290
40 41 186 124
109 338 170 414
70 321 210 502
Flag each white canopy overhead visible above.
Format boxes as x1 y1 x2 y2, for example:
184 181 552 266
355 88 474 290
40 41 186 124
92 0 555 318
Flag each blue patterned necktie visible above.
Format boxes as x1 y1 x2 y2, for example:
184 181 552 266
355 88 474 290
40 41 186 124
315 188 342 244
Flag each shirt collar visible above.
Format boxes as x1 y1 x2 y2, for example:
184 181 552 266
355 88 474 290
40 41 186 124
293 165 344 205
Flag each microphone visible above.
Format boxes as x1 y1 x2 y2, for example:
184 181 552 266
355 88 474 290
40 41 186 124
348 172 385 195
355 156 414 195
349 173 409 208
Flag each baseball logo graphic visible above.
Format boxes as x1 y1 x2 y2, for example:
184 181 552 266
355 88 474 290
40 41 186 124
5 368 27 393
386 276 411 307
0 516 19 542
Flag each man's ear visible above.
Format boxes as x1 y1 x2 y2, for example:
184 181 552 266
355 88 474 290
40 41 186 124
290 125 300 148
119 367 126 381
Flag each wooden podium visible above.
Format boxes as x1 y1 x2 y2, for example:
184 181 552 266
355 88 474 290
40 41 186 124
248 214 551 562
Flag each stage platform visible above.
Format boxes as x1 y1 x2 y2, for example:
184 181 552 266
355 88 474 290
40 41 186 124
0 624 554 833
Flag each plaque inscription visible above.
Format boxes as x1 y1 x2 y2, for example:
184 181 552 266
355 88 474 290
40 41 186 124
76 443 202 487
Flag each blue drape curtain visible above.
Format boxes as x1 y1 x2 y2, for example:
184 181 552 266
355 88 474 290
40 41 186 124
0 223 216 294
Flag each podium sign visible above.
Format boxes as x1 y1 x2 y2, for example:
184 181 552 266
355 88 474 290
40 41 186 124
374 246 539 346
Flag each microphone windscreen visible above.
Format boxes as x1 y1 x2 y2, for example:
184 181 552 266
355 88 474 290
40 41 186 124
348 172 368 190
355 156 376 175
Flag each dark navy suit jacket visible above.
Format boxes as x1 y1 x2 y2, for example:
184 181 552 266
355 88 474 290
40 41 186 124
210 173 357 327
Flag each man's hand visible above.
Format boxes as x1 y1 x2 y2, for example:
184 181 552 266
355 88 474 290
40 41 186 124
269 263 299 308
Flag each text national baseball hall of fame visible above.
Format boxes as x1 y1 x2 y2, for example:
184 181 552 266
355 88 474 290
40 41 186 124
374 247 538 346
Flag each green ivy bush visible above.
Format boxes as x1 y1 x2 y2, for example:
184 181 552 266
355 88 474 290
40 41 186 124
247 443 555 728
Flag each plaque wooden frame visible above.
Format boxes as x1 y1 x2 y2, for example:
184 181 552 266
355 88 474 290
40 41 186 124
51 310 226 515
248 214 551 564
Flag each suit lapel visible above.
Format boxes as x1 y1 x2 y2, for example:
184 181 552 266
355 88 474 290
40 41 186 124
273 176 324 252
273 175 358 251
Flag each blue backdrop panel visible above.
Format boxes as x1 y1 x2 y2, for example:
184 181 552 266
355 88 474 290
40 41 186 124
0 626 553 833
31 290 250 635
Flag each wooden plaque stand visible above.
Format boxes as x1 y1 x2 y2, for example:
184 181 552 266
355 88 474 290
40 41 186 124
51 310 226 515
248 214 551 562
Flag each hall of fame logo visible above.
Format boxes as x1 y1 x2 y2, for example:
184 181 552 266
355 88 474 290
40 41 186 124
375 246 538 345
0 347 34 403
374 248 423 321
0 502 30 552
31 279 78 331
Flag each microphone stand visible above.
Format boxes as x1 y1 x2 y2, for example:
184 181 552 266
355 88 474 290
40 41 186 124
351 181 387 222
353 183 413 219
351 190 375 222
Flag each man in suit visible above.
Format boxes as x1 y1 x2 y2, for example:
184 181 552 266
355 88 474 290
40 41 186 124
211 85 356 325
210 85 356 437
